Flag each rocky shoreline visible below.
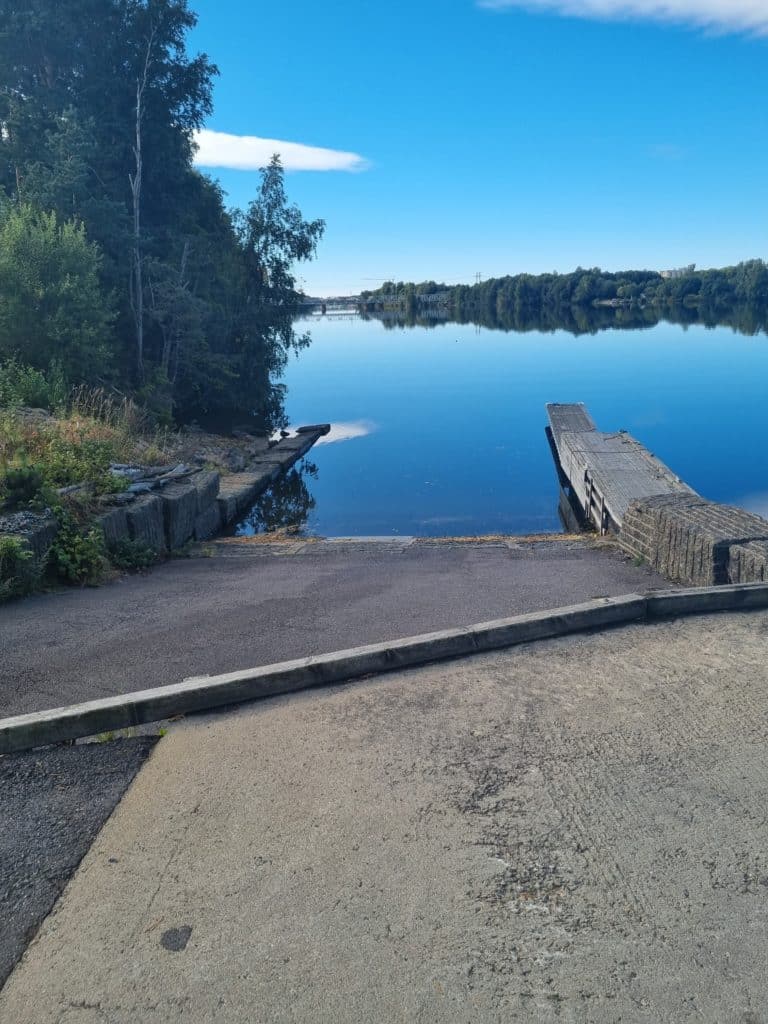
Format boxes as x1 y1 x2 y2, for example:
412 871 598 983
0 423 330 569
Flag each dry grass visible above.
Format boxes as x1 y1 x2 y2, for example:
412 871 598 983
0 385 180 493
70 385 151 436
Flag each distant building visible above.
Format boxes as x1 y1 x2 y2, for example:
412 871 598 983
660 264 696 280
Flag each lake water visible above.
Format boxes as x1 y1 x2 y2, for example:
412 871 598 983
237 315 768 537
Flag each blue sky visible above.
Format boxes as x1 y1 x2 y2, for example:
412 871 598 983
189 0 768 296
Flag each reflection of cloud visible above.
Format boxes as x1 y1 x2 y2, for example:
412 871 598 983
315 420 376 445
732 492 768 518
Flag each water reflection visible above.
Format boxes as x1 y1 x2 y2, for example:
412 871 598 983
274 315 768 537
315 420 376 445
236 460 318 536
360 302 768 337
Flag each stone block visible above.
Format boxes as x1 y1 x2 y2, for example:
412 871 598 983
191 470 220 513
273 436 311 455
296 423 331 435
126 494 166 554
243 464 282 486
1 517 59 562
216 492 240 526
729 540 768 584
28 519 58 562
160 482 198 549
96 507 130 548
194 503 222 541
217 472 270 519
621 493 768 586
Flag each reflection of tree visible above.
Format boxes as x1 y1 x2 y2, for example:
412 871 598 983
238 460 318 535
363 302 768 338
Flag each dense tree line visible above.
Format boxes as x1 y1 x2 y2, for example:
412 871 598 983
0 0 323 427
361 262 768 334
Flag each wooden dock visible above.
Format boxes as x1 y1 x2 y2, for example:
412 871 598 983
546 403 696 534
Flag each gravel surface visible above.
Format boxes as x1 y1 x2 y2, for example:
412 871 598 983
0 538 664 718
3 611 768 1021
0 738 157 987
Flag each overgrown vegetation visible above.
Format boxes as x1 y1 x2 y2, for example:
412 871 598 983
1 0 323 430
0 372 180 595
0 2 328 598
0 358 69 410
0 379 171 504
0 534 41 601
107 537 158 572
48 506 108 585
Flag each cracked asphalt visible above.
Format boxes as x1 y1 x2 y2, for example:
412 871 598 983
0 738 157 988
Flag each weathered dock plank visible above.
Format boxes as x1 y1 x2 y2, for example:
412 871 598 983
546 403 768 587
546 403 693 533
547 402 596 445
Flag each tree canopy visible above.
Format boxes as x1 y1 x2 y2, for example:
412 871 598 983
0 0 324 427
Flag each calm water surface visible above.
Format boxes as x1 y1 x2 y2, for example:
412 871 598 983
239 316 768 537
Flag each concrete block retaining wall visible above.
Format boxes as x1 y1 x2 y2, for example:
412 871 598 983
620 493 768 586
194 503 222 541
9 518 59 562
159 482 200 550
0 427 330 578
728 540 768 584
216 470 276 523
97 506 130 549
109 425 330 552
125 493 167 554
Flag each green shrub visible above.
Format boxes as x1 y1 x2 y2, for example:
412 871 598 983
0 206 114 383
40 435 127 496
0 535 40 601
44 435 113 486
0 462 45 510
49 508 107 584
0 358 69 411
108 537 157 572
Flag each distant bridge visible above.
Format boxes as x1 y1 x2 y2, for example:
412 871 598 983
304 311 360 321
298 297 361 314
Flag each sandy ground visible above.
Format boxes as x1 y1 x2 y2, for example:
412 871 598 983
0 538 664 718
3 610 768 1022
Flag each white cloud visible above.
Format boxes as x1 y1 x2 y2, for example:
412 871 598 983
479 0 768 34
193 129 369 173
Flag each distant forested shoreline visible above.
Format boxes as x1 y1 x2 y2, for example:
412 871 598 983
360 262 768 335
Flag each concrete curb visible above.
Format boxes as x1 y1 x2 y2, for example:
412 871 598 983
3 584 768 754
645 583 768 617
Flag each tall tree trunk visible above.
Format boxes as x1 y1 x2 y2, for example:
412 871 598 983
128 27 155 383
162 239 190 378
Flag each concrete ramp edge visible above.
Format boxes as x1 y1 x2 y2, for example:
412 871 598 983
3 583 768 754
